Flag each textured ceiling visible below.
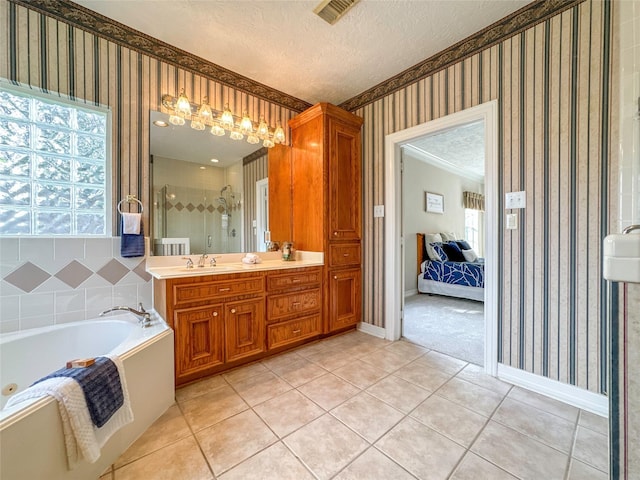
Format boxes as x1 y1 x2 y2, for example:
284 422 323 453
77 0 529 105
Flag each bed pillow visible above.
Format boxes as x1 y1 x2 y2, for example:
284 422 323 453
440 232 457 242
442 241 466 262
424 233 443 244
428 242 448 262
456 240 472 250
462 248 479 262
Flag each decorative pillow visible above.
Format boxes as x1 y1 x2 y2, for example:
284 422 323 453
424 233 443 244
439 232 457 242
456 240 472 250
462 248 479 262
442 241 466 262
428 242 448 262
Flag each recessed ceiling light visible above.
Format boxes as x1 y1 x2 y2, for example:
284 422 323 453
153 120 168 127
210 158 219 163
199 166 206 170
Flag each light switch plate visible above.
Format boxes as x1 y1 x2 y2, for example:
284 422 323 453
374 205 385 217
505 191 526 209
506 213 518 229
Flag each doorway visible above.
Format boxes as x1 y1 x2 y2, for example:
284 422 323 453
255 178 269 252
384 100 498 375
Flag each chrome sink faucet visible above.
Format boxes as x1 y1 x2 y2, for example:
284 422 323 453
99 303 152 327
197 253 208 267
182 256 194 269
210 255 221 267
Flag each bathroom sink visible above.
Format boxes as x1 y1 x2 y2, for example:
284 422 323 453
180 265 238 272
603 233 640 283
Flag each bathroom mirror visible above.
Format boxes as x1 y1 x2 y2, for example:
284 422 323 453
149 110 268 255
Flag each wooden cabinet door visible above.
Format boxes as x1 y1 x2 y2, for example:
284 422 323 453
329 119 361 241
225 298 266 362
329 268 361 331
174 305 224 380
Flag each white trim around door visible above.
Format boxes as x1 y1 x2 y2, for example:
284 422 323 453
384 100 499 376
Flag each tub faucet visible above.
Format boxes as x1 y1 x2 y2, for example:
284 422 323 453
100 303 152 327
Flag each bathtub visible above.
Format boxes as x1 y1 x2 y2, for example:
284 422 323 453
0 312 175 480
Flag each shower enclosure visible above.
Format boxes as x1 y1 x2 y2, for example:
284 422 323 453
153 183 242 255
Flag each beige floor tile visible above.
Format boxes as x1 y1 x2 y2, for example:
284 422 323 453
271 357 327 387
455 363 513 395
333 359 389 389
394 361 454 391
365 375 431 413
181 384 248 431
450 452 517 480
573 425 609 473
410 394 487 447
414 350 468 374
579 410 609 436
384 340 429 359
492 397 576 452
342 340 386 358
376 417 465 479
230 370 292 406
295 340 335 358
175 375 228 403
114 436 212 480
331 392 404 442
196 410 277 476
298 373 360 410
223 361 270 385
254 389 324 438
471 421 569 480
218 442 314 480
334 447 416 479
436 377 504 416
115 404 192 467
507 386 579 422
567 459 609 480
359 347 413 373
283 414 369 480
260 350 304 371
305 347 356 371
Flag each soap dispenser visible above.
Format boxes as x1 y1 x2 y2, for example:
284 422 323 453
282 242 294 261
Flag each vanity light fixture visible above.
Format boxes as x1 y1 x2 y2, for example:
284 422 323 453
161 93 286 148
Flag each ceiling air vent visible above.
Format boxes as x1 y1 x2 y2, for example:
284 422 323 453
314 0 360 25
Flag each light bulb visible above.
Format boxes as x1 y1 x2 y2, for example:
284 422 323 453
220 104 235 131
175 89 192 118
169 115 185 126
273 121 286 144
190 117 205 130
263 138 275 148
247 134 260 144
210 124 226 136
256 116 269 138
229 130 243 141
196 97 213 123
240 111 254 135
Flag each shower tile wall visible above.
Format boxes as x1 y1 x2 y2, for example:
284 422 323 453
0 237 152 333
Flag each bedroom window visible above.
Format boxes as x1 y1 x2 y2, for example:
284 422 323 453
464 208 479 251
0 85 110 236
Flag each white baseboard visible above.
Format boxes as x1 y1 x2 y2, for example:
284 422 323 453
357 322 386 339
498 364 608 417
404 289 418 297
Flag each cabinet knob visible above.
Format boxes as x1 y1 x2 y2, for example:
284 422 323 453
230 308 236 314
343 253 349 257
333 231 338 236
219 288 231 292
334 275 338 280
292 329 302 334
212 311 218 317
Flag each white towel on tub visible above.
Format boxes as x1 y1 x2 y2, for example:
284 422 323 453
5 355 133 469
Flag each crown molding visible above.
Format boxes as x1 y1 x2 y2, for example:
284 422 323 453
9 0 313 113
338 0 586 112
242 147 269 166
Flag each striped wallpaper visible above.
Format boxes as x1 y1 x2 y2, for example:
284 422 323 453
0 0 618 397
0 0 298 235
355 0 616 394
242 150 268 252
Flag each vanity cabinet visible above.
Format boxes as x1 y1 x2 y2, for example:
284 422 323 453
288 103 363 333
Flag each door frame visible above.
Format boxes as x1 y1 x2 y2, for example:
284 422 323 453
255 178 269 252
384 100 499 375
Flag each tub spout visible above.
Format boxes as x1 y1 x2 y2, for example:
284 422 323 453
100 303 152 327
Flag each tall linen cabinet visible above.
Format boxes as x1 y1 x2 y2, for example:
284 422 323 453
287 103 363 333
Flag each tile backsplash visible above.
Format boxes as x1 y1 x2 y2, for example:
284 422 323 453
0 237 151 333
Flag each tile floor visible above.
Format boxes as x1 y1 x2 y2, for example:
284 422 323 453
100 331 609 480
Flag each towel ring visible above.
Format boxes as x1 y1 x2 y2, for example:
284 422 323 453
117 195 143 214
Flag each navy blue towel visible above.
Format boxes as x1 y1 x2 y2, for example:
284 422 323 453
120 217 145 258
34 357 124 428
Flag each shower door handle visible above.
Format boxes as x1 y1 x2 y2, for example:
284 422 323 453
208 235 212 247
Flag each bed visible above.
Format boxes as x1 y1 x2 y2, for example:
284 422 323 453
416 233 484 302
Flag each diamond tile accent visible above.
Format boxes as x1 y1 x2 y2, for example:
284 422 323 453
186 203 195 212
3 262 51 292
164 201 174 211
97 259 130 285
54 260 93 289
206 205 214 213
133 260 152 281
175 202 184 211
217 205 225 213
197 204 205 212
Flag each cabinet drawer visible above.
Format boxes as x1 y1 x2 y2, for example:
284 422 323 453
267 314 320 350
267 268 322 291
329 243 361 267
267 288 321 320
173 277 264 306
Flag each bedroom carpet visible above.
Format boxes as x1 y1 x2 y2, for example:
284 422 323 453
403 294 484 366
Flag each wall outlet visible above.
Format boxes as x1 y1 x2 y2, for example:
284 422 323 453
505 191 526 209
506 213 518 229
374 205 385 217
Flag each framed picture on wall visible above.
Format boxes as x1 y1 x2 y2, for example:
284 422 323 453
426 192 444 214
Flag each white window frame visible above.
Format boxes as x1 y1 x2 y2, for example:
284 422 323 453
0 81 112 237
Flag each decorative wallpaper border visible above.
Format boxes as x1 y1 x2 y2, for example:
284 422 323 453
338 0 586 111
8 0 312 113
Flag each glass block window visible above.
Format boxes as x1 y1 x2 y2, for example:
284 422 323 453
0 86 110 236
